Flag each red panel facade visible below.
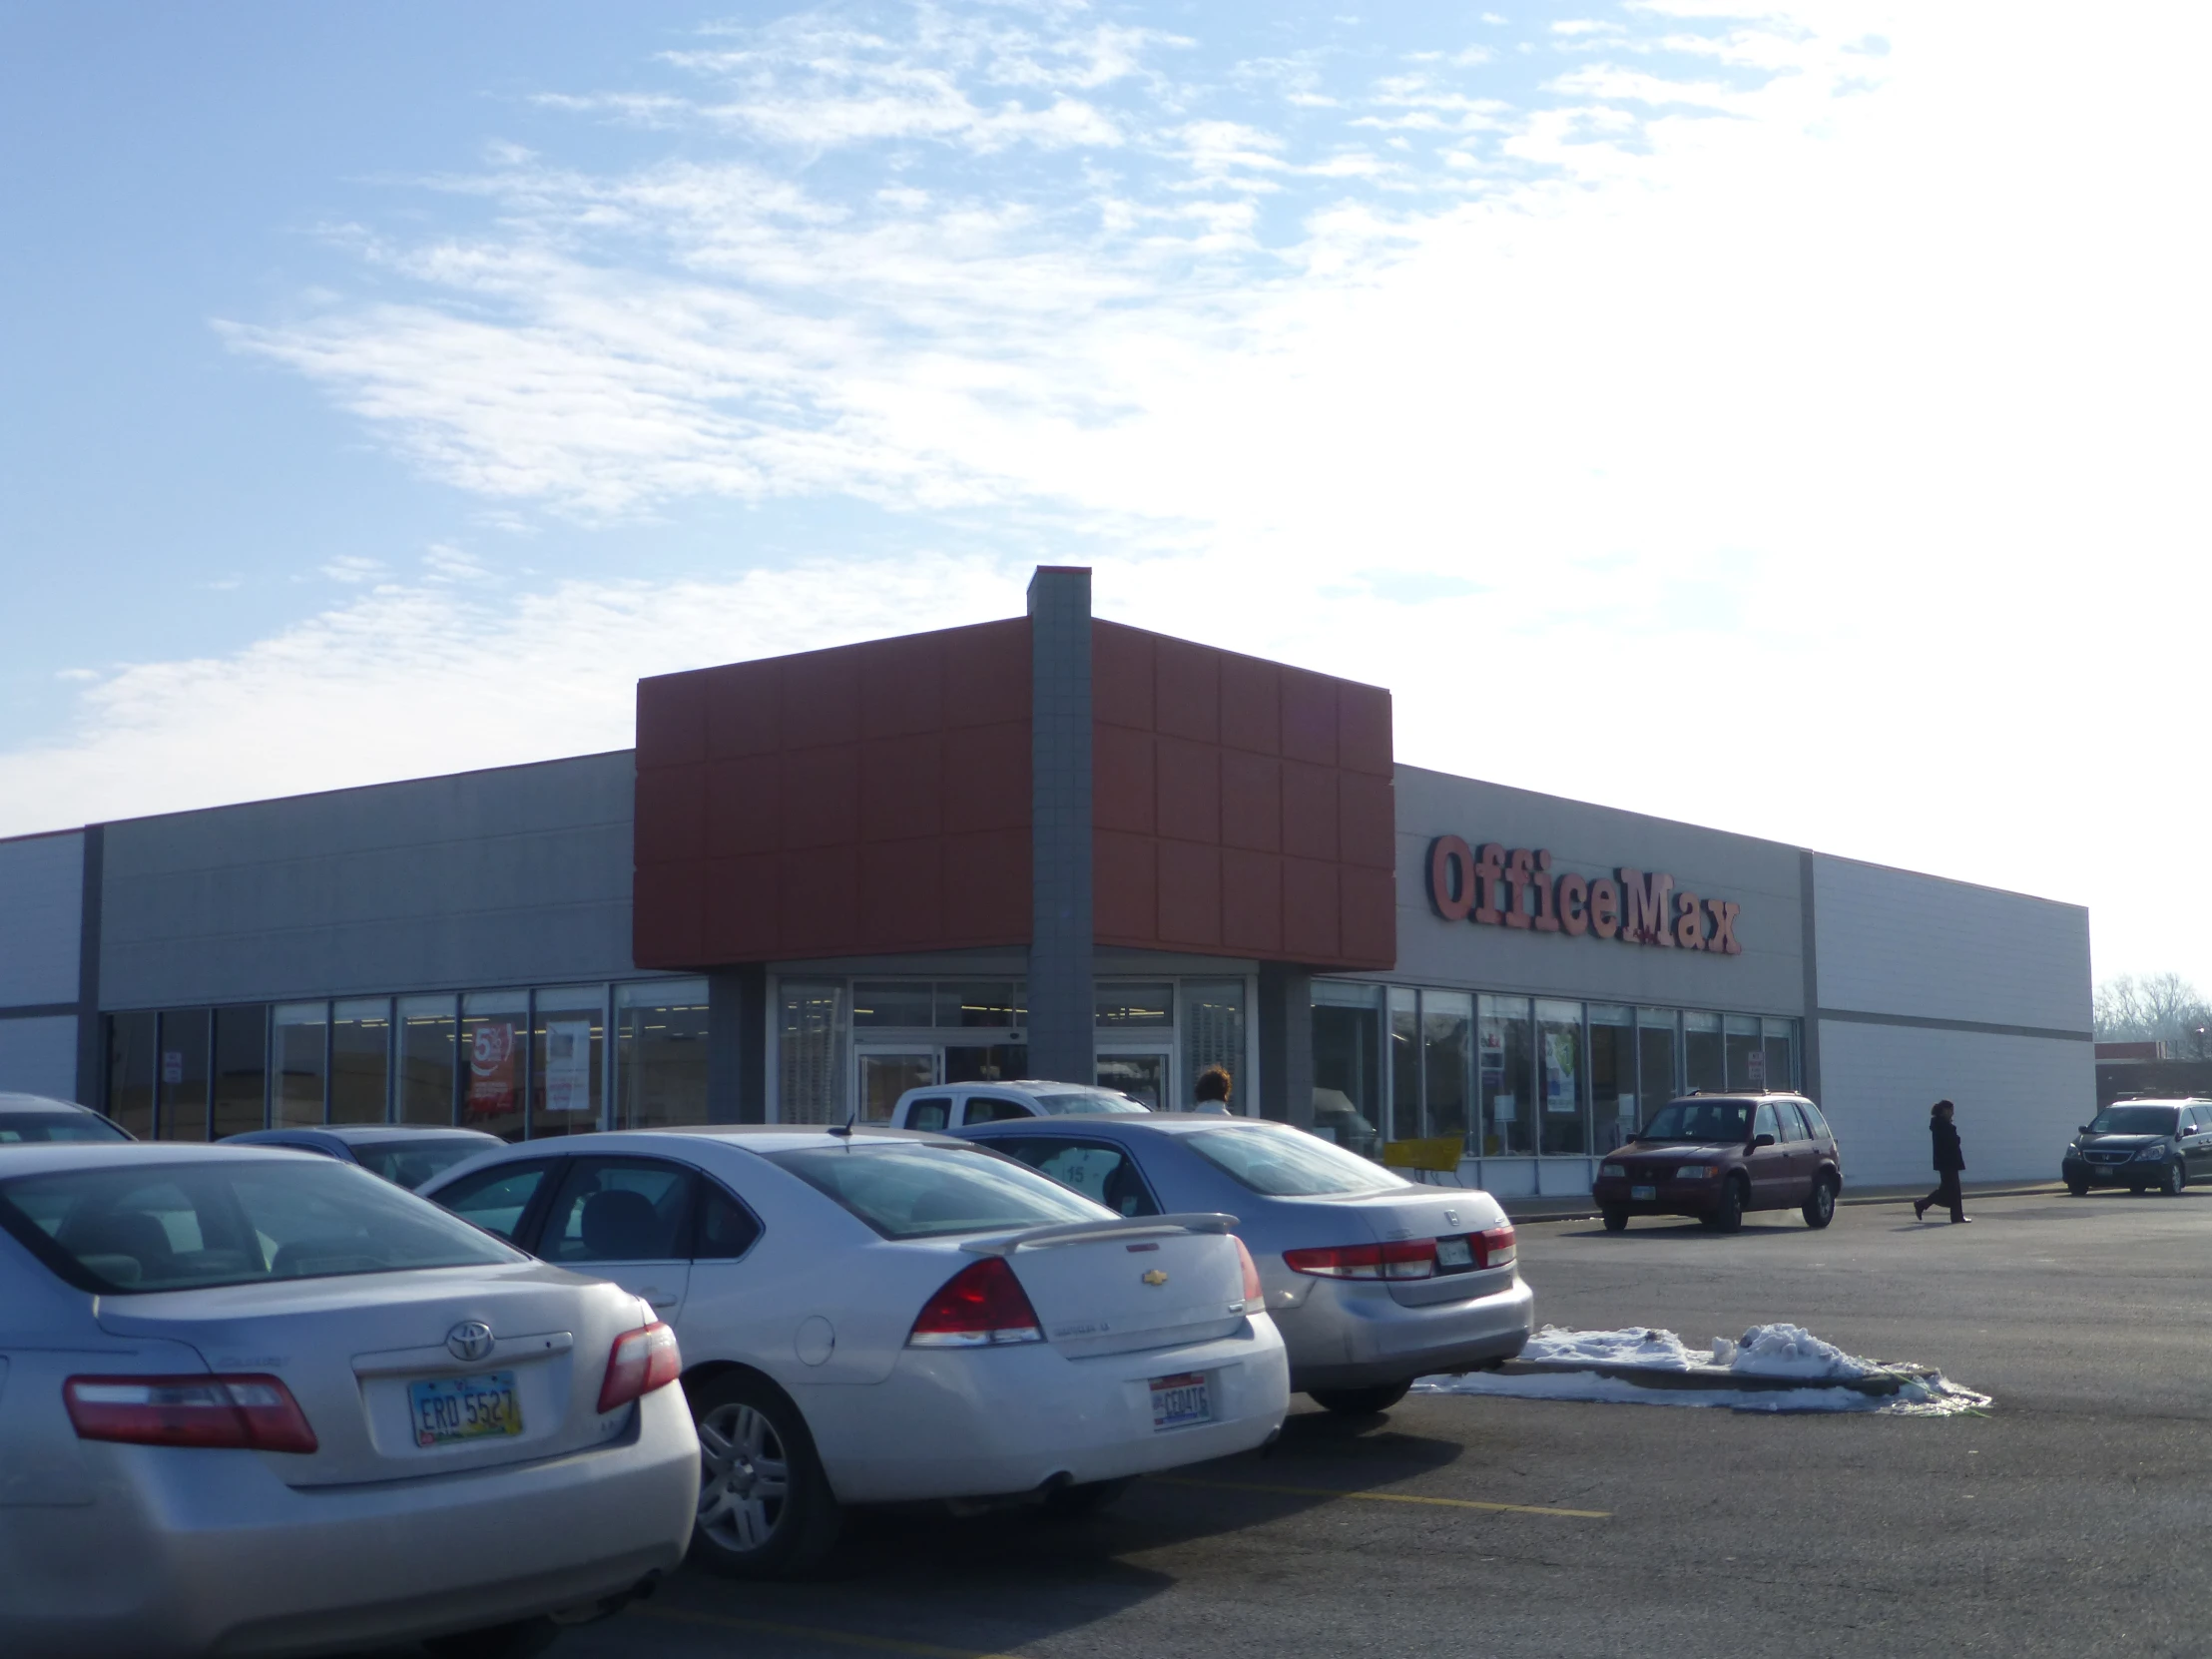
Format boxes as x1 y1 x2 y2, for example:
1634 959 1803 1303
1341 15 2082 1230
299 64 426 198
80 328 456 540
1088 621 1394 971
634 618 1033 969
633 612 1394 972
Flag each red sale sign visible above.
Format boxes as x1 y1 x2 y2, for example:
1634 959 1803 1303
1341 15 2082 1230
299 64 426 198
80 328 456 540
466 1021 517 1117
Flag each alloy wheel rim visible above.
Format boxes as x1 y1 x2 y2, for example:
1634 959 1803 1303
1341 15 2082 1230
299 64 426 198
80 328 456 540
696 1402 792 1554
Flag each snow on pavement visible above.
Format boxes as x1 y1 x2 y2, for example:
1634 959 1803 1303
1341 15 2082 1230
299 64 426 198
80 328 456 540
1413 1324 1989 1415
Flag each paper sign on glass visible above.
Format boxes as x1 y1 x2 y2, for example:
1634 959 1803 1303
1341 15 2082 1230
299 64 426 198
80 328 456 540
544 1020 594 1113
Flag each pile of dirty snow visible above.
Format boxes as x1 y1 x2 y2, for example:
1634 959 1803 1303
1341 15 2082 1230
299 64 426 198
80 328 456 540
1412 1324 1987 1416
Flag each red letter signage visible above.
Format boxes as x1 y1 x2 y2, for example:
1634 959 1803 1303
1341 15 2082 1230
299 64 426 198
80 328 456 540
1420 840 1743 956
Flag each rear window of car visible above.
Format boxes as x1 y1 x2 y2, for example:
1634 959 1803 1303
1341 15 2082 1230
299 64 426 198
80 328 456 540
1030 1090 1151 1115
766 1143 1107 1239
349 1137 500 1191
1185 1125 1406 1197
0 1160 526 1294
0 1111 131 1144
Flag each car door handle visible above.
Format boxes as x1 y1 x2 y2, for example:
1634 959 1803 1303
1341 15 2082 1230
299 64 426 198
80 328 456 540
638 1286 682 1308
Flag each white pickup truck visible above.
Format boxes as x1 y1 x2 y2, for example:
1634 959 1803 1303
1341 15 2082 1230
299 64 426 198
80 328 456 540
886 1079 1153 1132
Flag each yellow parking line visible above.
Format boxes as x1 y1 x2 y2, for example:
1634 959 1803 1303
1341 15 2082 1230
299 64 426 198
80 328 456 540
1155 1475 1611 1519
639 1604 1028 1658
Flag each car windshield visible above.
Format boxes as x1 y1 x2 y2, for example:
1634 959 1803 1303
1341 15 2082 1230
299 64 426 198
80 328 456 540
767 1143 1108 1239
1637 1100 1756 1142
350 1137 500 1191
0 1159 526 1294
1030 1090 1150 1115
0 1111 131 1144
1185 1125 1406 1197
2088 1106 2181 1136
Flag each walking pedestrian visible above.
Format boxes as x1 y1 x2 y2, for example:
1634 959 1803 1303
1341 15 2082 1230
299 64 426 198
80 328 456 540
1915 1099 1968 1223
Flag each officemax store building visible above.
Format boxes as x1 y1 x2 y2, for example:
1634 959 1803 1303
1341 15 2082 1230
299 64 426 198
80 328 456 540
0 568 2093 1190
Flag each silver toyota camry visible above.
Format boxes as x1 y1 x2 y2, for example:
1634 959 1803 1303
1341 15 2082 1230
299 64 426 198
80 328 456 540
0 1144 699 1659
959 1115 1533 1414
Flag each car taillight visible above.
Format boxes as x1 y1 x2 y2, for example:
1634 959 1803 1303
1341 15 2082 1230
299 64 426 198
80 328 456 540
1234 1237 1265 1309
1474 1224 1516 1270
64 1375 318 1453
1282 1240 1439 1281
906 1257 1044 1347
598 1322 683 1413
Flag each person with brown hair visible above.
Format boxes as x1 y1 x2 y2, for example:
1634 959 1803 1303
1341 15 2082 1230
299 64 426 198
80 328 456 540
1915 1099 1969 1223
1193 1065 1233 1115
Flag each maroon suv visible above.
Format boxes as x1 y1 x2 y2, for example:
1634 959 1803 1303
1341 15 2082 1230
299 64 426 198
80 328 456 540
1592 1093 1845 1233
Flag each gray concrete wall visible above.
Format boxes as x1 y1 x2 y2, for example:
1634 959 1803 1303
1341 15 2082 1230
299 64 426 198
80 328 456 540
1382 767 1807 1015
0 830 83 1008
100 753 637 1009
0 1016 79 1099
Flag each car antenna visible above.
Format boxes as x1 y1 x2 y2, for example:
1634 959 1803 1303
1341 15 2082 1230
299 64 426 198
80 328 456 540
828 1098 858 1141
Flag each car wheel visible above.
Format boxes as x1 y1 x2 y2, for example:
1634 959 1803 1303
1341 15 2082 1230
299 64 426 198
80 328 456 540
1801 1177 1837 1230
2066 1180 2089 1197
2164 1159 2187 1195
1601 1207 1629 1233
422 1619 558 1659
1703 1178 1745 1234
1308 1382 1413 1415
688 1372 841 1579
1044 1476 1137 1518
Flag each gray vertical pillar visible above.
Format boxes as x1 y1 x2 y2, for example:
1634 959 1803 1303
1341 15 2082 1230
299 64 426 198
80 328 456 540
1798 848 1823 1103
74 825 104 1108
1027 566 1094 1085
709 966 769 1123
1257 963 1314 1128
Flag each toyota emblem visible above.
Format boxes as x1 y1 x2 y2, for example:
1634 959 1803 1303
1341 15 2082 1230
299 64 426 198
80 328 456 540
446 1321 495 1363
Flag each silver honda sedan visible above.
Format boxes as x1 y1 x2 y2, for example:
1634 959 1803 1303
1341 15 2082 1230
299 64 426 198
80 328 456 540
960 1115 1533 1414
0 1144 699 1659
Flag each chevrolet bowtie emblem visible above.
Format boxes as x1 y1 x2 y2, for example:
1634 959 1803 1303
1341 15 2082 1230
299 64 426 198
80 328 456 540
1141 1269 1169 1287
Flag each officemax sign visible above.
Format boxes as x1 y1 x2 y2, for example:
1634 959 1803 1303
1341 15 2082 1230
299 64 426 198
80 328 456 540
1425 837 1742 955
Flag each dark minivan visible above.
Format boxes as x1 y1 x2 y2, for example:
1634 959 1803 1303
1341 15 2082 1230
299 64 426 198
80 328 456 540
1591 1093 1845 1233
2062 1099 2212 1196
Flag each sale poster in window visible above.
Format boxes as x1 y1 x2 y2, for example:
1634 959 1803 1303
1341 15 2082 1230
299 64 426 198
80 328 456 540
467 1022 516 1117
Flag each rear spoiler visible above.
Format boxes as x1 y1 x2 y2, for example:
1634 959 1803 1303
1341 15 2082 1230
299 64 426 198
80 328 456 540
961 1213 1240 1257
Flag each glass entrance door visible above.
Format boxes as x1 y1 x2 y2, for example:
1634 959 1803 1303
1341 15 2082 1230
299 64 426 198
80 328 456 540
856 1050 937 1123
1097 1049 1172 1111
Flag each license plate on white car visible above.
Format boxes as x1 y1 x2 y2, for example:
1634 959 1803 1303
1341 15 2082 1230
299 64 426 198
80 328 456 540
1150 1373 1212 1431
1435 1236 1473 1269
1631 1185 1657 1201
408 1371 521 1447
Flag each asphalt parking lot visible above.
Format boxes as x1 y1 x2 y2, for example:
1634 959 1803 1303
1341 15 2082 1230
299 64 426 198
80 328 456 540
472 1190 2212 1659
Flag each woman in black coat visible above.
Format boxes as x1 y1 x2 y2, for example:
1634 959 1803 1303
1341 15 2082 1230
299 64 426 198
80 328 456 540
1915 1099 1968 1223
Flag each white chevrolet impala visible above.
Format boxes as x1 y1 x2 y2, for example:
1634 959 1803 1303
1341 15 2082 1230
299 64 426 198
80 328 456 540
420 1126 1293 1576
0 1144 699 1659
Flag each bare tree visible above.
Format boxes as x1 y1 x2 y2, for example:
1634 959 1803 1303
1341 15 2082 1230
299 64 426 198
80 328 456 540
2095 972 2212 1053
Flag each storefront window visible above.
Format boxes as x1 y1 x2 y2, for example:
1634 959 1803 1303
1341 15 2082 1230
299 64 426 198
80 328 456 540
1479 995 1533 1156
858 1051 935 1120
1422 991 1472 1149
461 991 528 1140
1762 1018 1798 1094
212 1005 267 1138
330 998 390 1125
274 1003 327 1128
615 979 710 1129
938 982 1024 1028
1636 1008 1677 1124
1589 1005 1634 1153
530 987 605 1138
107 1011 156 1138
1312 987 1382 1158
398 995 459 1125
1388 988 1419 1142
1724 1014 1763 1092
158 1008 211 1141
1684 1010 1724 1093
1098 983 1175 1028
1179 981 1245 1110
852 983 935 1028
780 981 849 1125
1536 999 1585 1155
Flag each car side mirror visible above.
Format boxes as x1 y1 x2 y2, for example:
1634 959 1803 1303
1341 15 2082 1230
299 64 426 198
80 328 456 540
1751 1133 1776 1149
2078 1126 2091 1135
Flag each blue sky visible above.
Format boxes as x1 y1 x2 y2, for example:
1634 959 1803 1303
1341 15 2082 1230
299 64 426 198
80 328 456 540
3 1 2208 987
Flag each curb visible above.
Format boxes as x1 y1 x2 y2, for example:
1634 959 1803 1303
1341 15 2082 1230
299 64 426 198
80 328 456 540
1499 1180 2065 1225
